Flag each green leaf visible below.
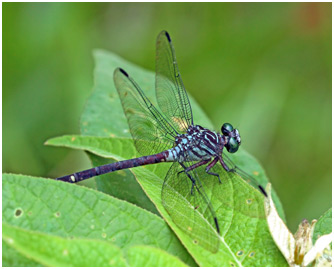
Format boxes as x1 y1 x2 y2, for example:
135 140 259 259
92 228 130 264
2 173 196 267
3 223 127 267
2 239 42 267
3 223 187 267
46 135 139 160
126 245 187 267
313 208 332 243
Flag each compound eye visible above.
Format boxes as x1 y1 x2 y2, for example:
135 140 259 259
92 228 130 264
226 137 239 153
221 123 234 136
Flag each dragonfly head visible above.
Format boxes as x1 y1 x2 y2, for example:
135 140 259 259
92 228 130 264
221 123 241 153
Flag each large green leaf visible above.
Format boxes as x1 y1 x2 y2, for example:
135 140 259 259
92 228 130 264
2 174 196 267
3 223 187 267
47 135 287 266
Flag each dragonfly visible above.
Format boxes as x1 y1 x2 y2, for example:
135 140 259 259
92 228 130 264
56 31 267 253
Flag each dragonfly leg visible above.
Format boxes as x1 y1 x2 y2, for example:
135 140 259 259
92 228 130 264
190 178 196 195
179 161 210 195
177 159 210 177
184 170 197 195
184 159 211 173
205 157 221 183
178 162 197 195
219 156 235 172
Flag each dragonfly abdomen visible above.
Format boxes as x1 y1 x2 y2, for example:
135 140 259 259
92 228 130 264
56 151 171 183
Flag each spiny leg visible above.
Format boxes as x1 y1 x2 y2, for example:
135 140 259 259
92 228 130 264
205 157 221 183
183 159 211 173
178 158 222 184
180 158 222 189
219 156 235 172
177 159 210 179
179 162 202 195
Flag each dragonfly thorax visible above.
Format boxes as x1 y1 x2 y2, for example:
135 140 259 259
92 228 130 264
167 125 224 162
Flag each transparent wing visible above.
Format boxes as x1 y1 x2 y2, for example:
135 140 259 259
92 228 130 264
223 152 268 197
207 162 266 220
114 68 178 156
161 161 220 253
155 31 193 134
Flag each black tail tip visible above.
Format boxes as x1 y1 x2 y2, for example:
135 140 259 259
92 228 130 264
214 217 220 235
164 31 171 42
259 185 268 197
119 68 129 77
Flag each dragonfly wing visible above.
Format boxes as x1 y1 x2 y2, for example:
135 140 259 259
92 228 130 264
161 161 220 253
205 161 266 220
114 68 177 156
155 31 193 134
222 152 267 197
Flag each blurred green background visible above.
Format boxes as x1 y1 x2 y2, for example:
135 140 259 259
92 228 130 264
3 3 331 232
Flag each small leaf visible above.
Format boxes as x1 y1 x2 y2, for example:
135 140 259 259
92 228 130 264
313 208 332 243
46 135 139 160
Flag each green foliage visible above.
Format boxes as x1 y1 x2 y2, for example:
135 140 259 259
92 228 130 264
3 223 187 267
313 208 332 244
3 239 42 267
3 174 195 266
3 39 329 267
3 3 331 234
2 4 331 267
